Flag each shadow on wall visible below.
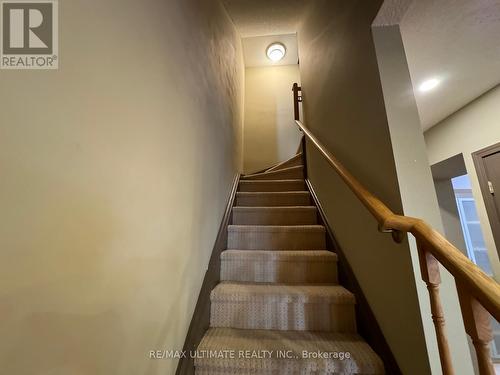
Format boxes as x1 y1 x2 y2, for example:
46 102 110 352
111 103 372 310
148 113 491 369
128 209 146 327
243 65 302 174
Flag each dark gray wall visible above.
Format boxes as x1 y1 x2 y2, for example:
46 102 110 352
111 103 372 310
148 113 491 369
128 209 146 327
297 1 431 373
431 155 469 257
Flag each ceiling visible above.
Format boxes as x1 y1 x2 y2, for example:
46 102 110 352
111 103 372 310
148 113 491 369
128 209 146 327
242 34 299 68
222 0 305 67
399 0 500 130
223 0 500 128
221 0 306 38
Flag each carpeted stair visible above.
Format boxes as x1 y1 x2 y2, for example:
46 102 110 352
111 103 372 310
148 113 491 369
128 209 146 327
241 165 304 180
195 153 385 374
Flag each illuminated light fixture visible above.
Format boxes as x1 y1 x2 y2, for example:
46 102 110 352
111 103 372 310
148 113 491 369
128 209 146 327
419 78 440 92
266 42 286 62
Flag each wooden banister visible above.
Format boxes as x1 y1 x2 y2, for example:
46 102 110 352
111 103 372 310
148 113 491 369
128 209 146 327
294 116 500 374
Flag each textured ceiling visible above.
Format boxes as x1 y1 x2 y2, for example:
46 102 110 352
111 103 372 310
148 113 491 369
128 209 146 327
242 34 298 68
224 0 500 129
373 0 414 27
400 0 500 130
221 0 306 37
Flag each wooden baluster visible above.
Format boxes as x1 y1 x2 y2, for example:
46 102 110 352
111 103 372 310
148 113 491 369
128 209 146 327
456 284 495 375
417 240 454 375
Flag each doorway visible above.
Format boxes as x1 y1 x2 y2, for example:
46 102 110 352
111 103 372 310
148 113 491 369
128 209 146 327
431 154 493 275
451 174 492 275
473 142 500 259
431 154 499 364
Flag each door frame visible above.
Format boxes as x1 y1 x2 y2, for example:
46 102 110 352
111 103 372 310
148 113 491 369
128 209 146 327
472 141 500 258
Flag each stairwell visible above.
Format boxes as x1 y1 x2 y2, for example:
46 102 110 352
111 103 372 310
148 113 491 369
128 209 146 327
195 153 385 374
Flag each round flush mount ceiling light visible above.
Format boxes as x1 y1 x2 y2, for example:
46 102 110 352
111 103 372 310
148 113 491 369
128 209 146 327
419 78 440 92
266 43 286 62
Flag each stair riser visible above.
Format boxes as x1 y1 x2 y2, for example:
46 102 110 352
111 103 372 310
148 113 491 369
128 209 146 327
221 260 338 283
233 208 317 225
210 302 356 332
196 367 376 375
244 168 304 180
238 181 306 192
227 230 326 250
235 194 310 207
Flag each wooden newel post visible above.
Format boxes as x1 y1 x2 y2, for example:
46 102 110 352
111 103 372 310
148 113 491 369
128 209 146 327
292 83 302 121
417 240 454 375
292 83 306 177
456 283 495 375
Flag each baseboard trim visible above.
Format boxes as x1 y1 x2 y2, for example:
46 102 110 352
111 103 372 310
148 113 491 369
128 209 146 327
305 179 402 375
175 173 241 375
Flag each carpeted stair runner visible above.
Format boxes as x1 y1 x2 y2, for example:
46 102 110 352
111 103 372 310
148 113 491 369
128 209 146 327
235 191 311 206
210 283 356 332
238 179 306 192
195 153 385 374
196 328 384 375
220 250 338 283
265 153 303 173
232 206 318 225
241 165 304 180
228 225 326 250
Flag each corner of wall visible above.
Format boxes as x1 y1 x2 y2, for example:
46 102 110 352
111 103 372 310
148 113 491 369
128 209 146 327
372 23 474 375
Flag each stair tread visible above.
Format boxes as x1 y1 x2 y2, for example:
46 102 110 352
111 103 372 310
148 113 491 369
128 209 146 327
238 179 306 192
235 191 311 207
239 179 305 184
196 328 385 373
243 165 303 177
233 206 316 211
242 166 304 180
211 282 355 303
232 205 318 225
228 225 326 250
228 225 325 232
236 191 309 195
222 249 337 261
266 153 303 173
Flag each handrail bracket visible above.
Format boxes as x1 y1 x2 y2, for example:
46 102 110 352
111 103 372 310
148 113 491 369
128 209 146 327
377 224 405 244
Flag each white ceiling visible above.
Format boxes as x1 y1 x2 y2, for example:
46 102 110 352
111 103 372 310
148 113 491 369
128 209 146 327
222 0 304 67
221 0 306 38
399 0 500 130
242 34 298 68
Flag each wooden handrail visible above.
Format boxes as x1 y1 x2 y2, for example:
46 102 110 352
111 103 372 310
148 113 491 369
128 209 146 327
295 117 500 374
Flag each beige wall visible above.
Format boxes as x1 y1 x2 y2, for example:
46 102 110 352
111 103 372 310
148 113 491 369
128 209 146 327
425 85 500 280
243 65 302 173
298 2 431 373
0 1 244 374
373 25 474 374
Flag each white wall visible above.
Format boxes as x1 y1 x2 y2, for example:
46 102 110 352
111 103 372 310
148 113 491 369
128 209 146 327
0 0 244 374
243 65 302 173
425 85 500 280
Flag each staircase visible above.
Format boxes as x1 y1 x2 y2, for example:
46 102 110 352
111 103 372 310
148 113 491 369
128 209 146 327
195 153 385 374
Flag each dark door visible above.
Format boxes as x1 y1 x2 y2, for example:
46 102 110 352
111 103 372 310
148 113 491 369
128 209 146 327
473 143 500 257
